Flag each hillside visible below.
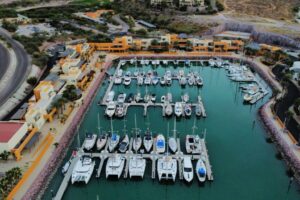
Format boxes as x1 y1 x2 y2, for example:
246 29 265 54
222 0 299 20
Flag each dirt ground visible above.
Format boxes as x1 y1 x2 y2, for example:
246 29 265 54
221 0 299 20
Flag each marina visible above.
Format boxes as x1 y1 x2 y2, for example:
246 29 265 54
43 58 300 200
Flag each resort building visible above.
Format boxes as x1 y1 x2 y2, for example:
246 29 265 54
179 0 202 6
0 121 28 152
151 0 173 6
214 31 251 42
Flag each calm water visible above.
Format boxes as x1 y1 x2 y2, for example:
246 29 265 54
44 62 300 200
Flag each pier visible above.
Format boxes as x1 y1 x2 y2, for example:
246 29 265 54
54 156 79 200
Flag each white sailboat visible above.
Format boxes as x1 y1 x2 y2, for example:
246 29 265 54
196 158 206 182
133 115 142 152
143 128 153 153
155 134 165 154
106 91 115 102
168 120 177 153
71 156 95 184
181 93 189 102
96 113 107 151
83 132 97 151
175 102 183 117
184 103 192 117
165 103 173 116
129 156 146 178
106 154 125 179
183 157 194 183
108 118 120 152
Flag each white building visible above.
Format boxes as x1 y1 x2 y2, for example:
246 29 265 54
0 122 28 152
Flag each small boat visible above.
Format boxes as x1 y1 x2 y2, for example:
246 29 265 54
71 156 95 184
174 102 183 117
106 91 115 102
126 93 134 103
184 104 192 117
196 158 206 182
118 134 129 153
105 101 116 117
160 76 166 85
114 76 122 85
96 133 107 151
165 103 173 116
157 156 177 182
143 129 153 153
152 76 159 85
135 92 142 102
243 93 253 102
188 76 195 86
145 60 149 65
182 93 189 102
144 76 151 85
133 70 139 77
144 94 151 103
183 157 194 183
151 94 156 102
155 134 166 153
166 93 172 103
116 69 123 77
185 135 202 154
169 119 177 153
108 133 120 152
117 93 126 103
106 154 125 179
115 103 125 118
130 59 134 64
62 160 71 175
208 59 216 67
123 75 131 86
137 76 144 85
129 156 146 178
161 95 166 103
195 103 202 117
180 77 187 86
163 60 168 65
83 133 97 151
195 77 203 86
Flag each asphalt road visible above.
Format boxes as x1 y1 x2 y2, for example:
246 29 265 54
0 28 30 107
0 43 10 81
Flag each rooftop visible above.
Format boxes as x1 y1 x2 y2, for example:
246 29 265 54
0 121 24 143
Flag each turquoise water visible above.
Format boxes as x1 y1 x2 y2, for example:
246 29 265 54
44 62 300 200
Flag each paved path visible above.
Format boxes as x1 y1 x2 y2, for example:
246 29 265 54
0 43 10 81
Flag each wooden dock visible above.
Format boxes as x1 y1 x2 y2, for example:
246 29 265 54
200 139 213 181
54 156 79 200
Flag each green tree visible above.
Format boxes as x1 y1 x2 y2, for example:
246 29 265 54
27 77 38 86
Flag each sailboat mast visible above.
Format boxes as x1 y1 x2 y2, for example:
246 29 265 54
172 118 176 138
97 113 101 134
192 118 197 135
110 117 113 134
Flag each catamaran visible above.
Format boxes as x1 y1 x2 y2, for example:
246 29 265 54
129 156 146 179
183 156 194 183
83 132 97 151
157 156 177 182
106 154 125 179
71 156 95 184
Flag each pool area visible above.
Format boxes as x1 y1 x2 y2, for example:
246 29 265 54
43 60 300 200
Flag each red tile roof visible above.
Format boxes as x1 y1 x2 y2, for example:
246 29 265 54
0 122 24 143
